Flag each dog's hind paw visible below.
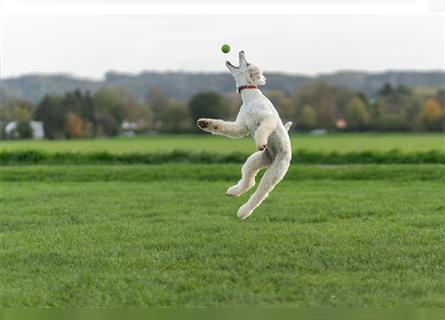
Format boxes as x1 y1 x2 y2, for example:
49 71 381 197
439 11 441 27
226 185 241 197
237 204 254 220
226 179 255 197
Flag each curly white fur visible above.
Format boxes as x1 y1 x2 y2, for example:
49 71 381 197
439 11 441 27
197 51 292 220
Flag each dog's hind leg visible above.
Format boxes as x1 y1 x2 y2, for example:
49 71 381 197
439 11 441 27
237 152 291 219
226 150 272 197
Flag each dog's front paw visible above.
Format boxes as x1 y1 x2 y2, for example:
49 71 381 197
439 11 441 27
197 118 217 132
197 119 210 129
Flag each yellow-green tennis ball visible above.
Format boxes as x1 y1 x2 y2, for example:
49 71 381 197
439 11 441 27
221 44 231 54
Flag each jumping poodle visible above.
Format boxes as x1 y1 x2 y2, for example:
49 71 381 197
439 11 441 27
197 51 292 220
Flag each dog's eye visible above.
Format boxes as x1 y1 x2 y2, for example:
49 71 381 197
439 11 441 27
247 63 250 66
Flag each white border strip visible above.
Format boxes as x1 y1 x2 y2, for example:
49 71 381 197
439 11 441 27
0 0 440 15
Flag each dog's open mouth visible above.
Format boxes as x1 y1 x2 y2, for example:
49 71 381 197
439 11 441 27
226 61 238 68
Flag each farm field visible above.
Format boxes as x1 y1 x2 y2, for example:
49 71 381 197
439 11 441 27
1 164 444 307
2 133 444 154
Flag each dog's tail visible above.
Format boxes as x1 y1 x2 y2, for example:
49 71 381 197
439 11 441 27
284 121 292 131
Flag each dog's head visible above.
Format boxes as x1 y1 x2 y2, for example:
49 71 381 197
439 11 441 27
226 51 266 89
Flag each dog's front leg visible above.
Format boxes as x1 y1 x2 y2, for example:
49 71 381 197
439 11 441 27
254 116 277 150
197 118 248 138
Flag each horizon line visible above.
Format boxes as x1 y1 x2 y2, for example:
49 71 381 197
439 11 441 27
2 68 445 82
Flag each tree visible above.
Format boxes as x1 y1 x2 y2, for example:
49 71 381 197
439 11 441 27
117 88 153 131
345 96 371 131
94 112 118 137
16 121 33 139
93 89 125 135
65 111 88 139
93 89 125 121
0 98 34 122
267 90 295 122
295 82 340 129
188 91 226 131
159 102 192 132
223 93 242 120
35 95 65 139
421 98 444 131
436 89 445 106
378 83 393 96
147 86 169 129
35 90 95 139
374 84 419 131
62 90 95 137
299 105 317 130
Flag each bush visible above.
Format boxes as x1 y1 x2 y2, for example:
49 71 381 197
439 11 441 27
16 122 33 139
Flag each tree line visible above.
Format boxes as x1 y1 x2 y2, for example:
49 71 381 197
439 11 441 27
1 82 443 139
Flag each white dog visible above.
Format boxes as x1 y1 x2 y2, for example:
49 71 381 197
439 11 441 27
197 51 292 220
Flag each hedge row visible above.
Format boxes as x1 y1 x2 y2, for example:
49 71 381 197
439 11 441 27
1 149 444 165
2 164 443 182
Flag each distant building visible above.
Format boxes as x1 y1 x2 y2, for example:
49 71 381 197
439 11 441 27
121 120 137 131
4 121 44 139
120 120 137 137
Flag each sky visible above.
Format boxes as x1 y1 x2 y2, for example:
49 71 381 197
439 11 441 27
1 13 444 79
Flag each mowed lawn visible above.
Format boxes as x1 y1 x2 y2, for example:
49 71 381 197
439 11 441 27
1 164 444 307
2 133 444 154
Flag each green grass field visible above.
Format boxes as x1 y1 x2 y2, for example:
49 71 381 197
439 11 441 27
2 134 444 306
2 133 444 154
1 164 444 307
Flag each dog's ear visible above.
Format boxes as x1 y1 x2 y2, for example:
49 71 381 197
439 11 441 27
248 65 266 86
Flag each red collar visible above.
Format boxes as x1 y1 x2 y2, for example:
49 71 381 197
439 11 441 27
237 85 257 93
